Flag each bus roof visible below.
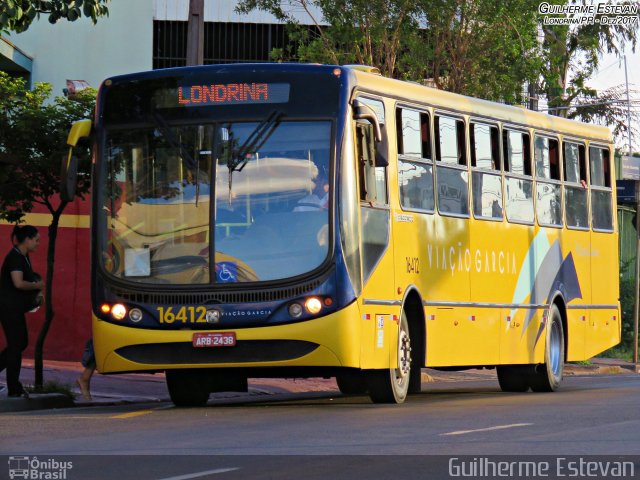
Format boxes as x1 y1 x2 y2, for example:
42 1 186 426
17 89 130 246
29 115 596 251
347 67 613 144
100 63 611 144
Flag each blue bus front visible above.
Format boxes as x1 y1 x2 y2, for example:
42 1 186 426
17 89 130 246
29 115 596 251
90 64 368 402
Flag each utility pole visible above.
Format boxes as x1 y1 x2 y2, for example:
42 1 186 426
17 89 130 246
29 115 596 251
186 0 204 66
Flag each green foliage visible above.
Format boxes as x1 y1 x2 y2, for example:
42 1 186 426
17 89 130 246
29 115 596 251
618 264 636 350
0 0 109 34
600 345 633 362
237 0 637 132
0 71 94 222
236 0 542 102
418 0 542 102
602 260 638 362
238 0 422 77
571 360 592 365
539 0 638 120
26 380 75 398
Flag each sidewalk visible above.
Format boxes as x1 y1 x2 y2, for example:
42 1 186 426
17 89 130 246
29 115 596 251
1 357 637 413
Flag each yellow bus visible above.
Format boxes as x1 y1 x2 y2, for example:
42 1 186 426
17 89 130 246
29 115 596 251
64 64 620 406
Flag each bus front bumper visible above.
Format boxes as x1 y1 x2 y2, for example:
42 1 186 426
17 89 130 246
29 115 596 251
93 302 362 374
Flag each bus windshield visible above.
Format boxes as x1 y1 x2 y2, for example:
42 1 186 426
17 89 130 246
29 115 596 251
100 120 332 285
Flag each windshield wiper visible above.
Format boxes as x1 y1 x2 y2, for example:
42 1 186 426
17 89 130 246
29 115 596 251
225 110 283 205
228 110 283 173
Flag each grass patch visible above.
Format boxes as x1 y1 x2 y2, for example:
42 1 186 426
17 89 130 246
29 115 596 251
25 380 76 399
599 346 633 362
571 360 592 366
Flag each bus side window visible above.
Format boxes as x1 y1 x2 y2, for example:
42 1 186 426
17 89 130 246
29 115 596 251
435 115 468 216
397 107 434 212
436 116 466 165
503 129 534 223
471 123 502 220
589 146 613 231
563 141 589 229
534 135 562 227
534 136 560 181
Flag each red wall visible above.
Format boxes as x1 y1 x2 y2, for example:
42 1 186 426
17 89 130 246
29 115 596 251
0 196 92 362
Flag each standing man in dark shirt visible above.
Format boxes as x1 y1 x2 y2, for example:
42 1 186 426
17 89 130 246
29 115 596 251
0 225 43 397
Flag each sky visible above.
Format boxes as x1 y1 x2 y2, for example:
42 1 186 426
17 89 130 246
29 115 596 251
588 47 640 152
588 45 639 151
547 0 640 152
589 47 639 95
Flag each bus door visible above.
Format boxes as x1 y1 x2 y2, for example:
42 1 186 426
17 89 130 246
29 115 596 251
587 145 619 356
352 97 398 370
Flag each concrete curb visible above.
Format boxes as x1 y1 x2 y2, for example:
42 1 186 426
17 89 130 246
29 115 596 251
564 364 635 376
0 393 74 413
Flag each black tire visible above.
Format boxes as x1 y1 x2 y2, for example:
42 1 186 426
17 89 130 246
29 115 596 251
408 366 422 394
529 304 565 392
210 372 248 393
408 339 422 394
336 371 368 395
497 366 529 392
366 312 411 404
166 369 210 407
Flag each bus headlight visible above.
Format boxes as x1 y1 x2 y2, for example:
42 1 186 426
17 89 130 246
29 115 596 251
111 304 127 320
288 303 303 318
129 308 143 323
305 297 322 315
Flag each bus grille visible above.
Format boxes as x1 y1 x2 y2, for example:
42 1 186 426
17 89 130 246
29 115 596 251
108 279 322 305
115 340 319 365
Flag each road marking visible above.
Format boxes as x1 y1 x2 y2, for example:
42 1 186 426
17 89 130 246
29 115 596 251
110 410 154 419
441 423 533 436
157 468 240 480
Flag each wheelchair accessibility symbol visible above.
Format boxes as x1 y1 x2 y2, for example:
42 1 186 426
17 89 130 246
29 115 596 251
215 262 238 283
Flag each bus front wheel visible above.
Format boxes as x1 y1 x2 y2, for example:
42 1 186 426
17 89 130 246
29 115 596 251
366 312 411 404
166 369 210 407
529 305 565 392
336 370 368 395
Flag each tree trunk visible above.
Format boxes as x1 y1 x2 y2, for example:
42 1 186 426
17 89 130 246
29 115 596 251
34 211 62 389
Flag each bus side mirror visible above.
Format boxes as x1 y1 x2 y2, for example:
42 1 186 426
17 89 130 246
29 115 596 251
352 100 382 143
352 100 388 167
61 119 92 202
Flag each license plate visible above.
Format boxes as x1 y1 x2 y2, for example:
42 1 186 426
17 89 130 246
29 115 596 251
192 332 236 348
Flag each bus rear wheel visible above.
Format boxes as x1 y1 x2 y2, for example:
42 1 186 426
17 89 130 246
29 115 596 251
166 369 210 407
497 366 529 392
366 312 411 404
529 305 564 392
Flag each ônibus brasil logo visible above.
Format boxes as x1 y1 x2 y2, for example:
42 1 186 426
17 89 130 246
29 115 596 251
8 456 73 479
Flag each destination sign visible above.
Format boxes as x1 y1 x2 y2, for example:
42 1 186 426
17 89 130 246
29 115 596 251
177 82 290 106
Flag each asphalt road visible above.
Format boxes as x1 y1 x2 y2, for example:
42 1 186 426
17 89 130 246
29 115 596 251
1 374 639 479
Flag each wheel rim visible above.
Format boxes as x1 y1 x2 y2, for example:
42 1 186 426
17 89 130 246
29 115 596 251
396 328 411 382
549 320 561 377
